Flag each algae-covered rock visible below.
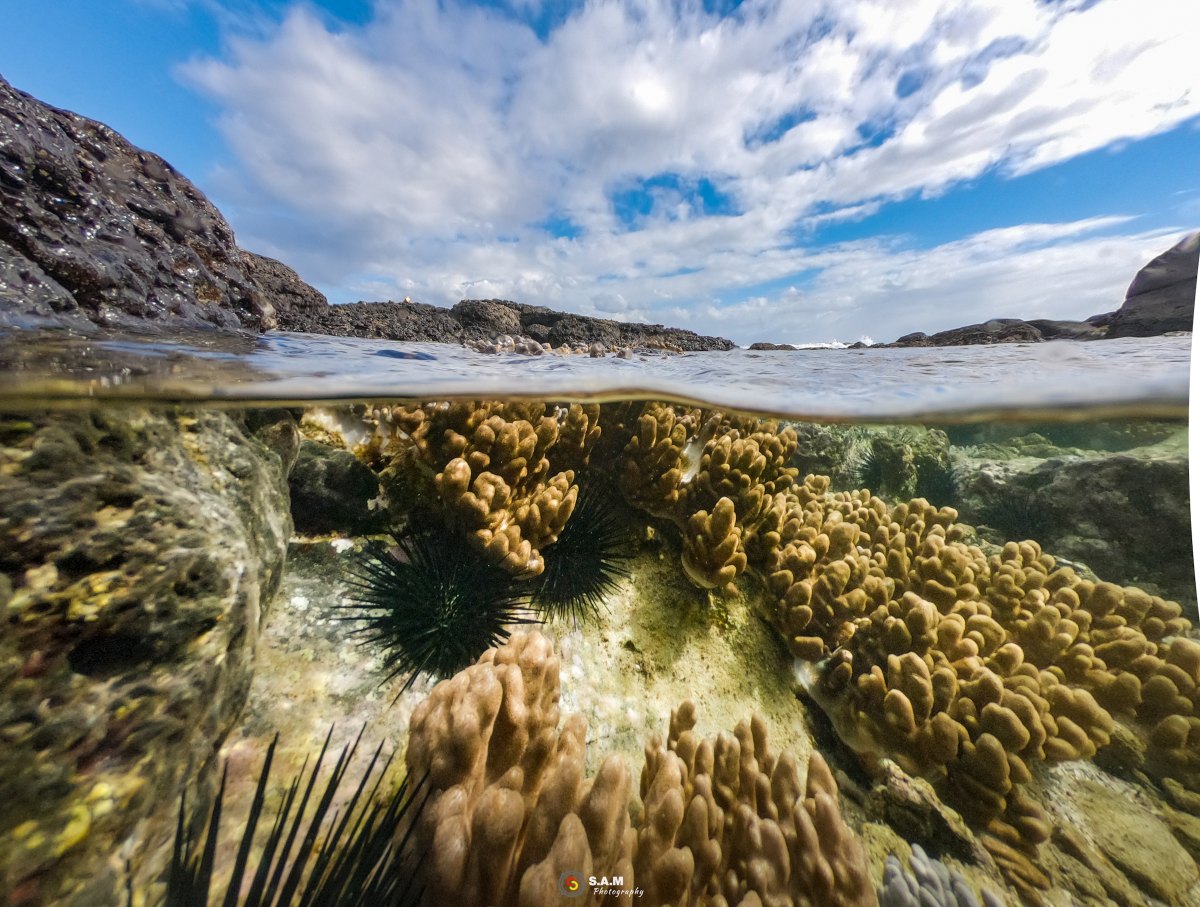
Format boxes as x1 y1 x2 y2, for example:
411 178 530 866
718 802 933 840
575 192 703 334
959 449 1193 603
0 409 291 905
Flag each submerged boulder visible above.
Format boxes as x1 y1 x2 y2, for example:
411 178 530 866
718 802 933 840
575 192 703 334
958 443 1193 604
0 409 291 904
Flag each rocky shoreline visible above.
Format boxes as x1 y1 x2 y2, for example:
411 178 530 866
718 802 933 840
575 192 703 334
0 76 732 353
868 231 1197 349
2 73 1193 354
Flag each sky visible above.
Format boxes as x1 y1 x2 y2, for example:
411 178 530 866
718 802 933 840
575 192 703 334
3 0 1199 345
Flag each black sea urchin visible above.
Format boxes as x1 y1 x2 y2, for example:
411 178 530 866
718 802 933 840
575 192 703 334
341 525 533 693
532 479 631 626
165 728 426 907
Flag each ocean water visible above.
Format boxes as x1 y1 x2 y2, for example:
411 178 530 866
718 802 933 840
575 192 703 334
0 328 1196 907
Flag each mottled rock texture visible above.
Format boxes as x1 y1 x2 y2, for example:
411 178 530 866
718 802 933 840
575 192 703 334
288 439 382 534
0 76 321 332
0 409 291 905
958 450 1193 604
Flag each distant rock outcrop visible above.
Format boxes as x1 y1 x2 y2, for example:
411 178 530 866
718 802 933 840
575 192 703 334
0 76 320 332
886 232 1197 347
1105 231 1199 338
278 297 736 351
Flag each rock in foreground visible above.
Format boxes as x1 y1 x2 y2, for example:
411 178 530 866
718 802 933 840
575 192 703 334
0 410 292 904
0 77 325 333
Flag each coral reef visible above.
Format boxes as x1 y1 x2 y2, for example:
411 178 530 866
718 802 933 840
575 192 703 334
352 402 602 576
403 630 635 906
403 630 877 907
878 844 1003 907
635 701 877 906
599 404 1198 900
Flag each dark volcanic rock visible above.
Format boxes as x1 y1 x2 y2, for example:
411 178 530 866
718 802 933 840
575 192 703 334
450 298 523 341
886 233 1197 346
289 440 382 534
889 319 1045 347
0 76 311 332
277 299 464 343
240 251 327 318
1106 231 1198 338
1025 318 1107 340
749 342 798 350
280 296 735 350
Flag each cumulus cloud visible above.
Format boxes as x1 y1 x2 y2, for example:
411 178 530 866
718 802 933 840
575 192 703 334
181 0 1200 342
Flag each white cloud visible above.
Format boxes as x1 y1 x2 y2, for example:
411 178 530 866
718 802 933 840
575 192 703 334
181 0 1200 342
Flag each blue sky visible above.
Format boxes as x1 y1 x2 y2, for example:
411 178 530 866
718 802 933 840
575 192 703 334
3 0 1198 344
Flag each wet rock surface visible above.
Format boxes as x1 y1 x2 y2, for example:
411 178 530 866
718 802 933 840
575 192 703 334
0 409 291 905
956 430 1193 604
1106 231 1200 338
0 77 317 333
288 439 382 535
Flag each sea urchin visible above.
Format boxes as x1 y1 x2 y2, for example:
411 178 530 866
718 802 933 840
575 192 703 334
532 479 631 626
341 524 534 694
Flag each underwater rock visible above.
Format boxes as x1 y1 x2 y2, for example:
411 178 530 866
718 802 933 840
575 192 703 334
0 76 308 333
288 439 382 534
1064 775 1200 904
958 448 1193 603
0 409 291 904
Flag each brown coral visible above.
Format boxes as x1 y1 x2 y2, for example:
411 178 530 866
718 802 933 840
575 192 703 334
681 497 747 592
359 401 601 575
404 630 878 907
636 701 878 907
404 630 635 906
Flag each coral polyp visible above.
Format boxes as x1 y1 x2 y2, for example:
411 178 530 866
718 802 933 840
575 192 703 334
532 479 631 625
341 524 535 692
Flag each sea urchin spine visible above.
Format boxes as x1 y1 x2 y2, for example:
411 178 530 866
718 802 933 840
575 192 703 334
532 479 631 626
341 524 535 694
